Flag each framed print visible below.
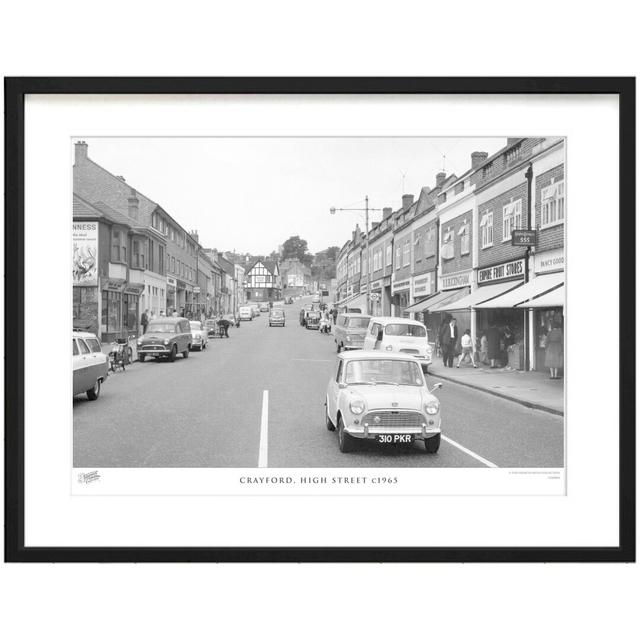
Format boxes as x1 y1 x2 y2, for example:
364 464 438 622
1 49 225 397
4 77 635 562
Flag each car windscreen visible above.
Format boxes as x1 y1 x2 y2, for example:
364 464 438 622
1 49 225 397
347 317 370 329
147 323 177 333
271 310 284 316
384 323 426 337
189 322 201 330
344 359 424 386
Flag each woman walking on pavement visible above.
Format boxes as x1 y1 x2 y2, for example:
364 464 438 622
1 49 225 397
486 323 501 368
457 329 478 368
545 319 564 379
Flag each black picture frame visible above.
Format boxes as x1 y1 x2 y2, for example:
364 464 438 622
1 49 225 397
4 77 635 563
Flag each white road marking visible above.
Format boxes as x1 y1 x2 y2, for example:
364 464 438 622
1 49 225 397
258 390 269 468
441 435 498 468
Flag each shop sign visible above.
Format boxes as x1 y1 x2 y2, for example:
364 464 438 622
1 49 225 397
370 279 383 291
440 270 471 290
412 273 433 297
370 292 380 302
534 247 564 274
101 278 125 292
511 229 537 246
383 276 391 287
392 277 411 294
478 259 525 284
193 286 201 294
124 284 144 295
73 221 98 286
167 276 177 287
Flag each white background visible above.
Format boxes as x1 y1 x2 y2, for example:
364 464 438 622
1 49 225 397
1 2 638 640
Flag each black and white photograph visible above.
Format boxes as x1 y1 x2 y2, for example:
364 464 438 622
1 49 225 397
72 136 565 474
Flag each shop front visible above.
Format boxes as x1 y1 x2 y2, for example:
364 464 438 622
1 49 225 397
100 278 126 343
391 277 411 317
370 278 384 316
166 276 177 315
123 283 144 337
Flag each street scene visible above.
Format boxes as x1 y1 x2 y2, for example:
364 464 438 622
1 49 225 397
73 137 565 469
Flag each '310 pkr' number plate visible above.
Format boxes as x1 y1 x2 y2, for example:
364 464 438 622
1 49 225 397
377 434 414 444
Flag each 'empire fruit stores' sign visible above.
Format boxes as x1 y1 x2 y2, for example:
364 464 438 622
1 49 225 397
478 259 525 284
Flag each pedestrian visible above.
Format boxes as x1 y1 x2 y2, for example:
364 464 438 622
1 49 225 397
486 323 501 368
480 332 489 364
545 319 564 379
218 313 230 338
159 309 165 317
440 317 458 368
141 309 149 335
172 308 178 317
457 329 478 368
331 307 338 324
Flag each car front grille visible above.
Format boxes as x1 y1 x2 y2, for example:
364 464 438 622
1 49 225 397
140 345 166 352
362 411 425 429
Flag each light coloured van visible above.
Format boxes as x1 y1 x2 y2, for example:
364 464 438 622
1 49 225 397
239 306 253 321
334 313 372 353
362 316 432 367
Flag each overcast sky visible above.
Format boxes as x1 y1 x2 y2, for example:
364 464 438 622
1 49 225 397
79 137 506 255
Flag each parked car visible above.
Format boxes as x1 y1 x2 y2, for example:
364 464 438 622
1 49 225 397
312 294 320 303
239 306 253 321
250 304 261 317
362 316 432 369
285 296 294 304
73 330 109 400
334 313 372 353
137 317 192 362
269 308 285 327
189 320 208 350
325 351 442 453
258 302 270 312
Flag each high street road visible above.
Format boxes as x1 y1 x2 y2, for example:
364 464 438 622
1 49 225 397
74 297 564 468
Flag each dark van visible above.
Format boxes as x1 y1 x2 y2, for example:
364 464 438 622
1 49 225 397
137 317 192 362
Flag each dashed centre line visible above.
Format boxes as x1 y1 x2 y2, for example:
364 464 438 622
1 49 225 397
441 435 498 468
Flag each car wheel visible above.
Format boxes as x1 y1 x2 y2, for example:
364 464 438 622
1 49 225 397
139 354 146 362
86 379 101 401
337 416 355 452
168 345 177 362
424 433 441 454
325 401 335 431
183 346 190 358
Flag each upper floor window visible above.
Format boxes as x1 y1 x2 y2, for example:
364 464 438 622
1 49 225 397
424 227 436 258
541 180 565 228
441 229 454 260
454 182 465 195
395 246 401 270
386 245 392 267
458 224 470 255
480 211 494 248
111 229 126 263
402 240 410 267
502 199 523 241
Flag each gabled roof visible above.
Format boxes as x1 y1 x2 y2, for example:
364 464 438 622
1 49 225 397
73 193 109 221
415 186 436 216
246 258 278 275
92 200 138 228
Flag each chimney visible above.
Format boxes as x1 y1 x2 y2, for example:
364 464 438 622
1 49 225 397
471 151 489 169
191 229 199 244
383 207 392 219
435 172 446 188
127 188 139 220
402 194 414 210
507 138 520 147
74 140 88 164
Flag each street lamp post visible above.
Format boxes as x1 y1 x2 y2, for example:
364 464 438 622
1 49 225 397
330 196 382 315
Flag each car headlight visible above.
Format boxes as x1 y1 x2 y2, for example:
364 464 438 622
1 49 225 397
345 335 351 342
349 399 365 415
424 400 439 415
385 345 393 351
137 340 142 346
426 345 432 355
163 339 170 345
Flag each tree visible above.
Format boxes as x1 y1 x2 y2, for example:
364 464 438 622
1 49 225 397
282 235 313 266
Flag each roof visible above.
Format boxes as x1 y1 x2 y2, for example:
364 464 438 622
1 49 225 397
246 258 278 275
338 350 424 361
92 200 138 228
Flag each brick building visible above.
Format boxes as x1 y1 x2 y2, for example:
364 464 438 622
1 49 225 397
280 258 312 297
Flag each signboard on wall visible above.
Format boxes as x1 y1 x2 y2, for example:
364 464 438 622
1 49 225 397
512 229 537 246
478 259 525 284
72 222 98 286
412 273 433 297
440 270 471 290
534 247 564 274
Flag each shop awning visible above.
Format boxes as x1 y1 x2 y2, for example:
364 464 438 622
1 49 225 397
516 283 565 308
418 287 471 313
437 280 522 312
403 293 438 313
476 272 564 308
339 292 368 311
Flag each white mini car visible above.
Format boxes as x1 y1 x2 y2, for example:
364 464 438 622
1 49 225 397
325 351 442 453
189 321 208 350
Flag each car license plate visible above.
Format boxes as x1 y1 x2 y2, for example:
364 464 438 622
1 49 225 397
377 434 414 444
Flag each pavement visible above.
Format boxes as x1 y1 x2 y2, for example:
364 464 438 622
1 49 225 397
428 360 564 416
74 297 564 468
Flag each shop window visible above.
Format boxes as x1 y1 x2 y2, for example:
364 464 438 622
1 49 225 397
458 224 470 255
502 199 523 241
441 229 454 260
480 211 493 248
541 180 565 228
123 294 138 331
101 290 122 334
